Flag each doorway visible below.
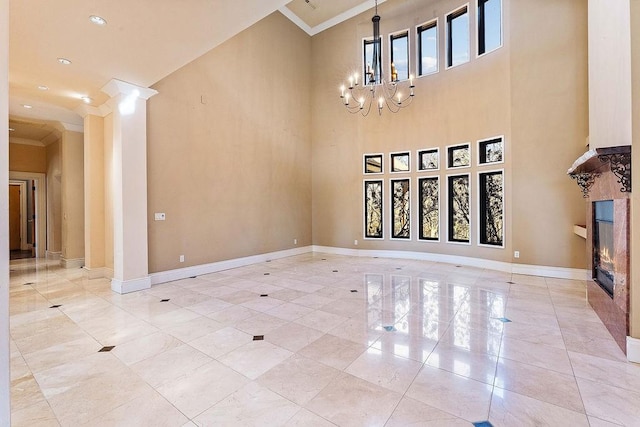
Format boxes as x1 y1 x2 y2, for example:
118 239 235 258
8 172 46 259
8 181 34 260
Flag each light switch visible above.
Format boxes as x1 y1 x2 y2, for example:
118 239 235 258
154 213 166 221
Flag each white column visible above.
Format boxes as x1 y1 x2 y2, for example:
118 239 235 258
101 79 158 294
0 0 10 422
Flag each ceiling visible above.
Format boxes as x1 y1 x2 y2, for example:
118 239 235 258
8 0 381 139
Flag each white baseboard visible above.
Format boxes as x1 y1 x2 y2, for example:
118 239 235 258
83 266 109 279
147 245 588 288
512 263 589 281
111 276 151 294
46 251 61 260
150 246 312 286
627 336 640 363
312 246 589 281
61 257 84 269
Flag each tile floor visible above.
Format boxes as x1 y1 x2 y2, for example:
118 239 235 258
7 253 640 426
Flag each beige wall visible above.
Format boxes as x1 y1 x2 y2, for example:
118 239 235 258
588 0 632 148
8 143 47 173
46 141 62 253
104 113 114 271
311 0 587 268
83 115 105 269
147 12 312 273
509 0 588 268
61 130 85 261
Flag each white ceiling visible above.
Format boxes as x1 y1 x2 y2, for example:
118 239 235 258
8 0 379 136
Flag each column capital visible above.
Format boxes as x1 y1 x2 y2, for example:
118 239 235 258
101 79 158 100
75 103 111 119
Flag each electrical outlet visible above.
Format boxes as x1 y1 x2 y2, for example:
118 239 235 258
154 213 166 221
294 239 297 245
179 255 185 263
354 240 358 246
514 251 520 259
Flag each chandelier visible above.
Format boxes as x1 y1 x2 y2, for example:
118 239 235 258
339 0 415 116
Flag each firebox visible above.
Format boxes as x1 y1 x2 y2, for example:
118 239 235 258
593 200 614 297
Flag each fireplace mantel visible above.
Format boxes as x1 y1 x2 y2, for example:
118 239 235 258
568 146 632 197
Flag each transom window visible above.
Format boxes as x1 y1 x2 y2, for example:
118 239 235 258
446 5 470 68
390 31 409 81
478 0 502 55
417 20 438 76
364 38 382 84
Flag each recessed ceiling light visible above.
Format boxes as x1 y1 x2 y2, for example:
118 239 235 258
89 15 107 26
57 58 72 65
22 104 33 109
81 96 93 104
37 85 49 91
8 128 15 132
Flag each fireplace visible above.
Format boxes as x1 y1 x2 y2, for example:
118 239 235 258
593 200 614 297
568 146 631 354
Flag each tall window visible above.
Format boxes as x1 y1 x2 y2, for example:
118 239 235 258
478 170 504 246
478 0 502 55
364 38 382 84
417 20 438 76
446 5 469 68
390 31 409 81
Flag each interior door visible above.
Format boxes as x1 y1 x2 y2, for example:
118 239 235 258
9 184 21 250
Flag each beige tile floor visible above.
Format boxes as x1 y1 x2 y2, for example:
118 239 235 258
7 253 640 426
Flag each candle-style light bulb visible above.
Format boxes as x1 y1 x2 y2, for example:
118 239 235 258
409 74 414 86
349 76 354 88
397 92 402 104
340 85 345 97
378 97 384 110
354 73 359 86
345 93 350 105
359 97 364 109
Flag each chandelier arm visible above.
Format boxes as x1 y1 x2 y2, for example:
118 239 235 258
337 0 416 115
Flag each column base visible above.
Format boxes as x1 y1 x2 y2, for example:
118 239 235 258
111 276 151 294
61 257 85 269
627 336 640 363
83 266 110 279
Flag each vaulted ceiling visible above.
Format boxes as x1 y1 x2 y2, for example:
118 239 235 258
8 0 383 139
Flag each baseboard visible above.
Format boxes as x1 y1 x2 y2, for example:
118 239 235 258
111 276 151 294
46 251 61 260
627 336 640 363
150 246 312 286
148 245 588 288
61 257 84 269
83 266 108 279
512 263 589 281
312 246 589 280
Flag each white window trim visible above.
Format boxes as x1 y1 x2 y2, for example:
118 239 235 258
417 175 441 243
446 142 471 170
417 147 441 172
362 36 384 85
445 3 471 70
476 135 505 166
389 150 412 174
363 179 385 240
389 28 411 82
446 172 472 246
477 168 505 249
390 177 412 241
476 0 504 59
416 18 439 78
363 152 385 175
